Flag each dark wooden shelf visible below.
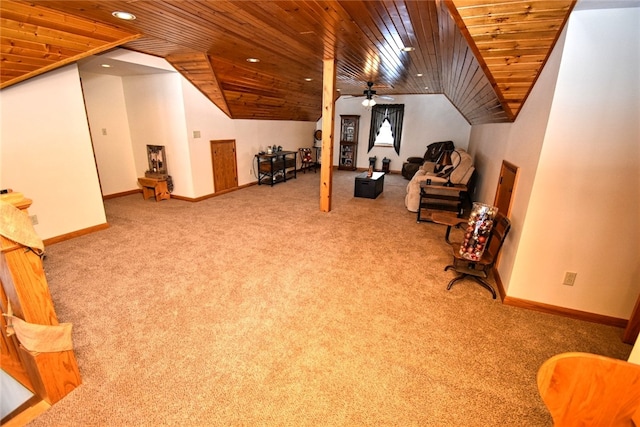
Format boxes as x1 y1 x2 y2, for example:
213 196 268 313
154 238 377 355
255 151 297 186
417 183 468 222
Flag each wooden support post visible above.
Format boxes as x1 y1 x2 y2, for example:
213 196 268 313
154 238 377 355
320 57 336 212
19 347 81 404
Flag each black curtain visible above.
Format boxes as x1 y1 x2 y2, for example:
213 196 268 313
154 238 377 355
368 106 386 152
367 104 405 154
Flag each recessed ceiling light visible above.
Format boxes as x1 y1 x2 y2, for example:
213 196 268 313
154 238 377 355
425 86 429 90
101 64 112 68
401 47 415 52
305 78 313 82
246 58 260 63
416 73 423 77
112 11 136 20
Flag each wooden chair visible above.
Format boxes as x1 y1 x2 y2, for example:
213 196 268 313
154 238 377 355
537 352 640 426
444 211 511 299
299 148 315 173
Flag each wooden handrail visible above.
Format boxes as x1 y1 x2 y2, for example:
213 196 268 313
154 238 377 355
0 193 81 406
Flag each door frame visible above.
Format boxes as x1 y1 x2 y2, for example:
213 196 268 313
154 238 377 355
493 160 519 218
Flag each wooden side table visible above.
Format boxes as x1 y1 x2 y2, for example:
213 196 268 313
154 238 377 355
417 182 467 222
255 151 297 186
138 177 170 201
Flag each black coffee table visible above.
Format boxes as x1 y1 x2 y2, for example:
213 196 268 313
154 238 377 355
354 172 384 199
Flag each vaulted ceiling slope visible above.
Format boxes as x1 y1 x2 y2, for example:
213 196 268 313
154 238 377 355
0 0 575 124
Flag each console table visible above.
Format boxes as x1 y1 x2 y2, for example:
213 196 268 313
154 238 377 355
417 182 467 222
256 151 297 186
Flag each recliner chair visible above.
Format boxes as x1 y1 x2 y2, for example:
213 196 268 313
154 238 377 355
401 141 454 180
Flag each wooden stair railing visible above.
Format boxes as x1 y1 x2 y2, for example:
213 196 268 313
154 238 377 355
537 352 640 426
0 192 81 411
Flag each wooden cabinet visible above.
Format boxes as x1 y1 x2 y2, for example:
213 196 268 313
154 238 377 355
339 115 359 170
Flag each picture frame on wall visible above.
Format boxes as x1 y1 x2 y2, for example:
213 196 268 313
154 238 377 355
145 145 168 178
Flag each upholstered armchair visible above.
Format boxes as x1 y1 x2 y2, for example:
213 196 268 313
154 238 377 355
405 148 476 212
401 141 455 180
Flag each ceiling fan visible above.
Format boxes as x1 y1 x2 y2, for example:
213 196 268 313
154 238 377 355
341 81 394 106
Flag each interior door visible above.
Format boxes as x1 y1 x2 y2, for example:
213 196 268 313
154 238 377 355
210 140 238 193
493 160 519 218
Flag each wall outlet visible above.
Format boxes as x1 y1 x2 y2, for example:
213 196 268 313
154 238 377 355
193 130 201 139
563 271 577 286
101 128 107 135
30 215 38 225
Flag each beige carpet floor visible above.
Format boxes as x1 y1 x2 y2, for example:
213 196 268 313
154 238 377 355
29 170 632 426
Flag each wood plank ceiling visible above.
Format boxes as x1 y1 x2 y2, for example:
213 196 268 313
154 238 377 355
0 0 575 124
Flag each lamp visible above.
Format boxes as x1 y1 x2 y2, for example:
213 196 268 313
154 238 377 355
437 149 460 187
362 98 376 108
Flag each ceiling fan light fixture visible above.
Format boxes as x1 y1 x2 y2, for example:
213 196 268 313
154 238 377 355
362 98 376 107
112 11 136 20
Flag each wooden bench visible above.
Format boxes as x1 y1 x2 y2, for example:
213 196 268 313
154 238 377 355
138 177 170 201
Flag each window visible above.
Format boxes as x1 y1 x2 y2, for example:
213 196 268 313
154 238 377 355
374 119 394 146
367 104 405 154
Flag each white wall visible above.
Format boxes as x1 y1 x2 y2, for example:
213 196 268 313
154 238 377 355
333 94 471 171
81 72 137 196
0 65 106 240
122 73 195 197
180 78 316 192
181 78 235 195
0 50 316 239
509 7 640 318
81 51 316 199
468 25 564 293
233 119 316 182
470 7 640 319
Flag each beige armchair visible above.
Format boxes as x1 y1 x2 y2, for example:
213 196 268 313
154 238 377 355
405 148 475 212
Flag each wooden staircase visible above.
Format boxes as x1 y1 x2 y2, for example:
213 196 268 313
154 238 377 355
0 193 81 425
